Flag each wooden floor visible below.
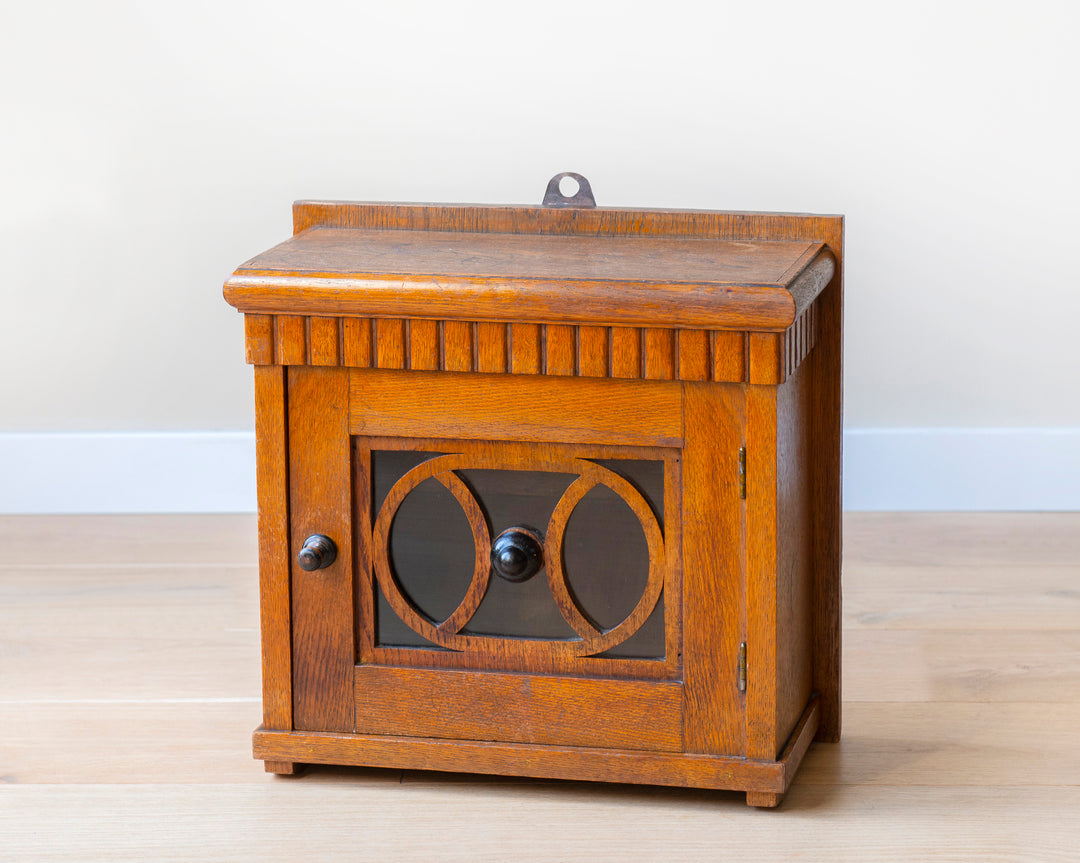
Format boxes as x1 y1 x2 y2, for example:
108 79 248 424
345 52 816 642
2 513 1078 861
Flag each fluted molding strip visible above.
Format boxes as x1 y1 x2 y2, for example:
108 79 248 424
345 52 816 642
243 307 819 385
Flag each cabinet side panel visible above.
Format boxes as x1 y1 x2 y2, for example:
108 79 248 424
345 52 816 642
255 365 291 730
682 382 746 756
811 248 844 743
775 364 814 753
288 367 355 732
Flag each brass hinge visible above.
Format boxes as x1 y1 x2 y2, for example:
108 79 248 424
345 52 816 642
738 446 746 499
737 641 747 692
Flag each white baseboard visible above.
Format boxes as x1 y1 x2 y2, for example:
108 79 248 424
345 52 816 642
843 427 1080 511
1 429 1077 514
0 432 256 514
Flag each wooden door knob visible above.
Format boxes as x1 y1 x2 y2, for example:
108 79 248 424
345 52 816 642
297 535 337 571
491 527 544 583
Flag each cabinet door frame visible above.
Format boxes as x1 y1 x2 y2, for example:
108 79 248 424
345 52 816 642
283 367 747 756
287 366 355 732
355 435 680 680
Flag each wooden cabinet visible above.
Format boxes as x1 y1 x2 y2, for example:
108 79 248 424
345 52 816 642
223 177 844 807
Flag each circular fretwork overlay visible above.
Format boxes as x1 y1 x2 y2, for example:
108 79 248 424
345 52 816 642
372 453 665 656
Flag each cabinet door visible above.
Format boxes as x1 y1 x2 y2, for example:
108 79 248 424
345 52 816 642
354 435 682 750
290 367 745 755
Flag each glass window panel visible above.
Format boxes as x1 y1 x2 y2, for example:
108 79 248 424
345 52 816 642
368 448 666 658
590 458 665 530
458 468 579 639
562 485 649 631
373 450 444 514
375 581 442 649
597 596 665 659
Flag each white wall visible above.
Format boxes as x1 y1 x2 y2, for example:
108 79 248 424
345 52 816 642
1 1 1077 509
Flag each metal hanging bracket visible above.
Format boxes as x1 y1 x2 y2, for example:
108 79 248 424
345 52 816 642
542 172 597 208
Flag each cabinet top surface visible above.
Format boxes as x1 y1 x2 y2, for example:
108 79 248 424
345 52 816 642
235 227 820 287
222 202 841 330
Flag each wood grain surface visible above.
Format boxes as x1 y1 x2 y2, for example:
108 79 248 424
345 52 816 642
239 227 821 283
286 367 353 731
348 369 684 447
745 383 780 760
680 383 746 756
224 227 835 331
2 513 1078 860
237 313 818 384
254 366 291 731
352 667 683 752
227 203 843 784
808 215 843 745
4 784 1077 862
774 362 815 755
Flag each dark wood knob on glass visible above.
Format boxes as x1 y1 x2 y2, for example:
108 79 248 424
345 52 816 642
298 534 337 571
491 527 544 583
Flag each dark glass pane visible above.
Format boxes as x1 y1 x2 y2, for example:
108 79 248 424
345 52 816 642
590 458 665 530
597 595 665 659
368 449 665 658
386 476 475 622
375 581 442 648
463 569 579 640
563 481 664 659
459 469 578 640
563 485 647 626
372 450 444 515
456 469 578 535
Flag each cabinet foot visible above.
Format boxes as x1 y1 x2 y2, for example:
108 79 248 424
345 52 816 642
746 791 782 808
264 760 304 776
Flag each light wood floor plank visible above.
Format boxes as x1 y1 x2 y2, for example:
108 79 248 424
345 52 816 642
11 700 1072 788
3 513 1078 860
0 564 260 636
0 636 260 700
844 512 1080 567
798 702 1080 786
0 564 261 699
844 562 1080 593
844 566 1080 630
844 629 1080 703
1 784 1076 862
0 514 257 568
0 702 271 784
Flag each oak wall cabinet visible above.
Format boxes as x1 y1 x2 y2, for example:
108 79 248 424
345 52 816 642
223 176 843 807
